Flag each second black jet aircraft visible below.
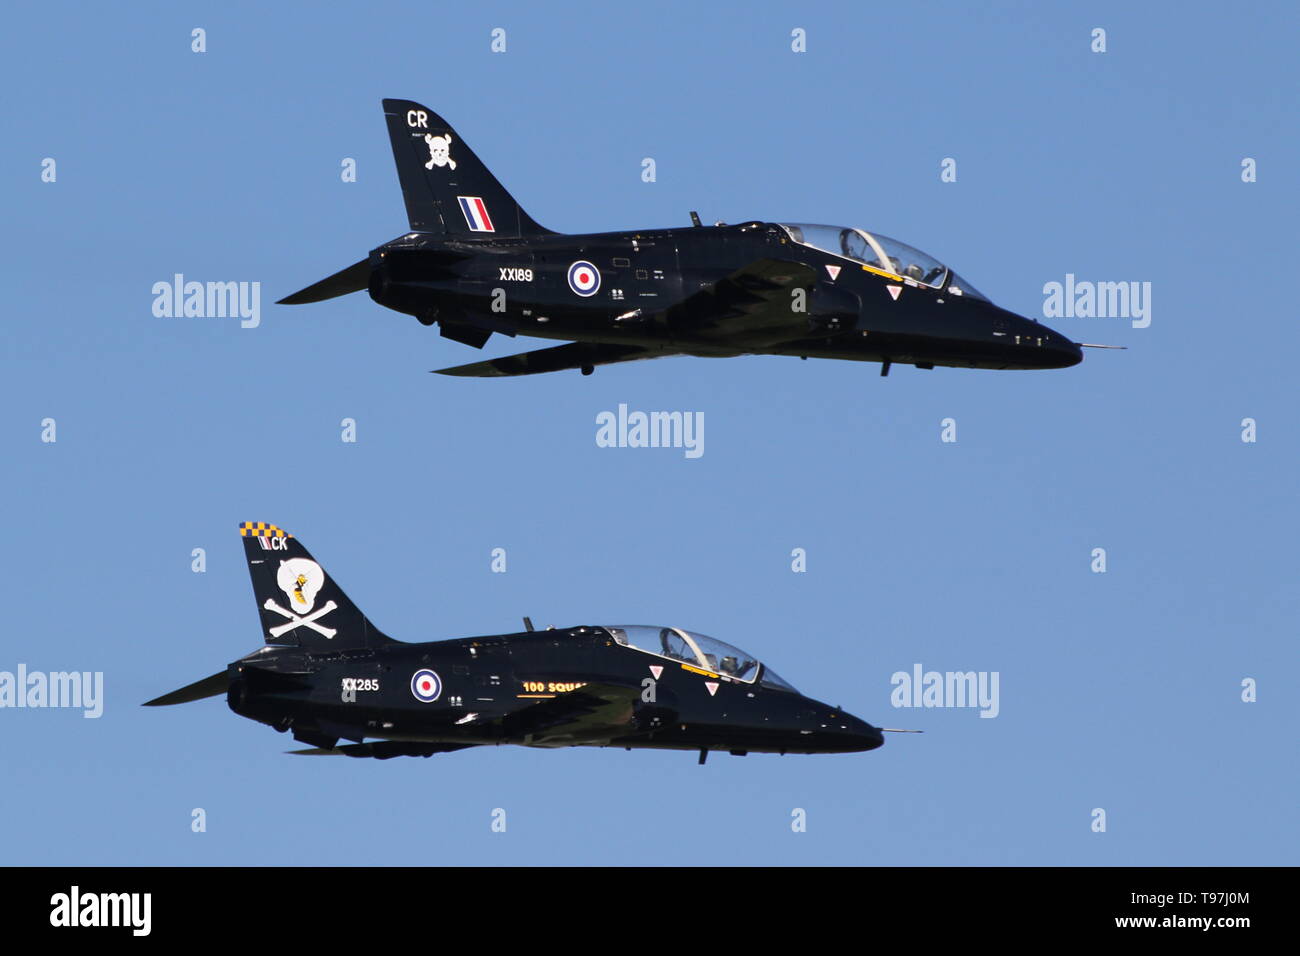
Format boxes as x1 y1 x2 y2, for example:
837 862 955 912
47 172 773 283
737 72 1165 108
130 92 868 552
278 98 1084 377
145 523 898 762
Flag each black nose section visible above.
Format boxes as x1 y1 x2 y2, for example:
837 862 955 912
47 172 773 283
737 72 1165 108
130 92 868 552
1049 332 1084 368
846 715 884 752
1024 316 1081 368
861 723 885 751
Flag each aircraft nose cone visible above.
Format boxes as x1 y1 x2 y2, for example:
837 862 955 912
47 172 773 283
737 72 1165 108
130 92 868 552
1054 336 1084 368
860 723 885 752
1038 321 1083 368
845 715 884 752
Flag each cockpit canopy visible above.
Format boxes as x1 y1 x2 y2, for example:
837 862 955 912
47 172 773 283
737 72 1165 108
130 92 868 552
779 223 989 301
603 625 799 692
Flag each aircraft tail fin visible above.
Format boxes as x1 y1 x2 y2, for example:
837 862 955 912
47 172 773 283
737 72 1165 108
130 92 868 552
381 99 552 238
239 522 397 650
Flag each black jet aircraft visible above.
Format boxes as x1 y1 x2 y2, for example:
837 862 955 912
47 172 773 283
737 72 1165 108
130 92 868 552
278 98 1086 377
145 523 899 762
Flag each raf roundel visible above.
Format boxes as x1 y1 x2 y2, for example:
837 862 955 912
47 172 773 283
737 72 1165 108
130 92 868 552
410 668 442 703
567 260 601 297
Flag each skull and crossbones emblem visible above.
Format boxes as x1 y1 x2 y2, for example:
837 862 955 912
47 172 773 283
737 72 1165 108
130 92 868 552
264 558 337 639
423 133 456 170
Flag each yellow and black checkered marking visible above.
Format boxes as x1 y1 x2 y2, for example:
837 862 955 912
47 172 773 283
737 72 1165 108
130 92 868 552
239 521 293 538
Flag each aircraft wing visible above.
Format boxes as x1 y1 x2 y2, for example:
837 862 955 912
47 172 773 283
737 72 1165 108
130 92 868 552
433 342 679 377
288 741 477 759
502 681 648 743
668 257 820 341
432 259 818 376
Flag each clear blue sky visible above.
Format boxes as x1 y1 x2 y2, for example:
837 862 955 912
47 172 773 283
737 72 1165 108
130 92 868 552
3 1 1295 866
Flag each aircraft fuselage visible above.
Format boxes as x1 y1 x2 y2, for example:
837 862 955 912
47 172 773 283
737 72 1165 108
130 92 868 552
227 626 882 758
368 221 1082 372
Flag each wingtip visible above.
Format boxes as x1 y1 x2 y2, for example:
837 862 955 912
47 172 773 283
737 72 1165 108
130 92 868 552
431 365 502 378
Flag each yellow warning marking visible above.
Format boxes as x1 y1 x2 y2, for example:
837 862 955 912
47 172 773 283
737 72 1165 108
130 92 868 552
862 264 904 282
517 693 557 699
681 664 719 678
